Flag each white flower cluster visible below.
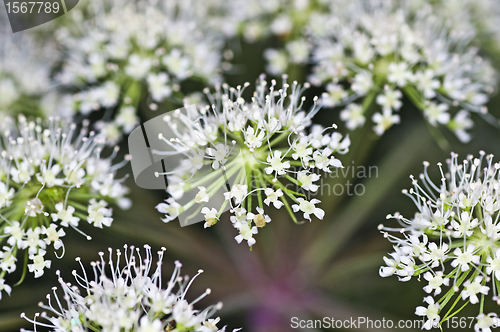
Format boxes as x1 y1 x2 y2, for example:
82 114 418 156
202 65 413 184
0 115 130 299
22 245 240 332
425 0 500 50
54 0 224 143
234 0 497 141
155 75 349 246
208 0 328 76
379 152 500 331
309 0 497 140
222 0 324 43
0 19 73 120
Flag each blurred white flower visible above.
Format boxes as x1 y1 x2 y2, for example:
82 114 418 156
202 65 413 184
0 20 71 119
54 0 224 141
306 0 497 140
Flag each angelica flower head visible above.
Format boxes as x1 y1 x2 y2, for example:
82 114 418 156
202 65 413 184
22 244 240 332
54 0 225 142
379 152 500 329
0 115 130 298
151 75 349 247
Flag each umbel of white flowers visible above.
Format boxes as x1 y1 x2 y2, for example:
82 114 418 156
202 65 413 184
21 244 241 332
155 75 350 247
256 0 497 141
379 152 500 331
0 115 130 299
54 0 225 144
0 16 72 120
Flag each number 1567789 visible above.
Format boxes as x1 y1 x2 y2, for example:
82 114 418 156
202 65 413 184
5 1 60 14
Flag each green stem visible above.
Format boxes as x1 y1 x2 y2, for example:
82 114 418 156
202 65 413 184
441 292 466 322
441 300 470 324
269 131 291 148
14 249 28 286
475 203 483 222
403 86 450 150
254 170 264 210
279 194 299 224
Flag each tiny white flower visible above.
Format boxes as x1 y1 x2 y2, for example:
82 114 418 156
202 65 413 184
138 316 163 332
97 81 120 108
163 49 191 80
423 271 449 296
264 49 289 75
116 106 140 133
340 104 366 130
461 276 489 304
247 207 271 228
351 72 373 95
0 182 14 208
451 210 479 238
28 249 51 278
244 126 265 150
415 296 440 330
0 247 17 273
422 242 449 268
322 83 348 107
25 198 45 217
147 73 172 102
0 278 12 300
36 164 64 187
475 313 498 332
372 109 400 135
195 186 210 203
234 222 258 247
388 62 412 87
376 86 402 112
291 136 313 161
264 188 284 209
449 110 473 143
125 54 152 79
42 224 66 250
51 203 80 228
486 248 500 281
313 148 342 172
297 171 320 192
206 144 229 170
87 200 113 229
202 207 218 228
292 198 324 221
4 221 25 249
451 244 480 272
224 184 248 205
25 227 45 255
414 69 440 98
265 150 290 176
270 14 293 36
156 198 181 223
424 103 450 126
